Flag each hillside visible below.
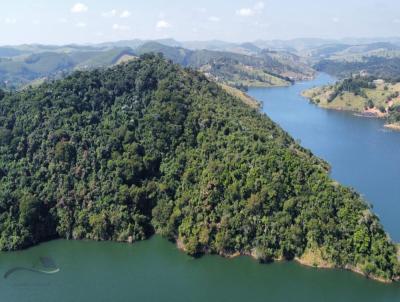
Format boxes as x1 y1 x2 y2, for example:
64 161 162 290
315 57 400 80
306 42 400 60
0 48 136 88
0 41 315 90
135 42 315 88
219 83 260 108
288 40 400 81
260 50 314 80
302 76 400 129
0 55 398 281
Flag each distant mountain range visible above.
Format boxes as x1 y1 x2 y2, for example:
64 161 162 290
1 37 400 88
0 40 315 89
95 37 400 53
3 37 400 56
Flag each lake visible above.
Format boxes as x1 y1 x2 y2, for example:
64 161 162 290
1 74 399 301
1 237 399 302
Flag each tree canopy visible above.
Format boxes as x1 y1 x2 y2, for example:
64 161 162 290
0 54 398 281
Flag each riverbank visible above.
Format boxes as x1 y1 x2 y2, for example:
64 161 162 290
301 87 400 131
300 89 387 117
302 78 400 112
175 237 398 284
384 123 400 131
3 236 399 302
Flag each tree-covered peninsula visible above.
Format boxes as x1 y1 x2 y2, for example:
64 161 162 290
0 55 398 282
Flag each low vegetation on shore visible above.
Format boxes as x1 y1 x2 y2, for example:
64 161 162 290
219 83 261 109
302 76 400 129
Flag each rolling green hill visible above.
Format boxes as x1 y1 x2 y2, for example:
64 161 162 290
315 57 400 80
305 41 400 80
0 47 26 57
0 48 136 88
0 55 398 282
135 42 314 88
302 76 400 130
0 41 315 89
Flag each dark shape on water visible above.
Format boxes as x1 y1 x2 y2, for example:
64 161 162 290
4 256 60 279
40 256 57 269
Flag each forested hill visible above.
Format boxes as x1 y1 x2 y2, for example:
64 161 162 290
135 42 314 87
315 57 400 80
0 55 398 281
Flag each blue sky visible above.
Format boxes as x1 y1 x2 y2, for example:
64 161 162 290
0 0 400 45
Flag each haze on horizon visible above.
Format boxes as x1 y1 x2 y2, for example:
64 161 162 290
0 0 400 45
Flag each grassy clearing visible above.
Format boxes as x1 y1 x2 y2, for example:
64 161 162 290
220 83 260 109
297 247 333 268
302 80 400 116
201 63 291 88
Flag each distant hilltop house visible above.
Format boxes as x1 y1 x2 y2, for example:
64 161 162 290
351 70 369 78
373 79 385 85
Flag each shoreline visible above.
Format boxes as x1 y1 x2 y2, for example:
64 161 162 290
301 91 400 132
1 234 398 284
384 123 400 131
175 238 398 284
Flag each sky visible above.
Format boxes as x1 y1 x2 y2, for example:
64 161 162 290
0 0 400 45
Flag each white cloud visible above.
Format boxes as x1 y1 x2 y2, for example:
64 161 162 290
156 20 171 29
58 17 68 23
236 8 254 17
120 10 131 18
208 16 220 22
393 19 400 24
332 17 340 23
76 22 87 28
4 18 17 24
71 3 88 13
112 24 130 31
33 19 41 25
102 9 117 18
236 2 265 17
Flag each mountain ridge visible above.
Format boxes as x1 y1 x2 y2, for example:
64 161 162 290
0 55 398 282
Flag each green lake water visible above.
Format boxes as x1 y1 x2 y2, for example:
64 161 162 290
1 237 399 302
1 74 399 301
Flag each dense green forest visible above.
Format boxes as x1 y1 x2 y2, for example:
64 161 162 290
0 55 398 281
